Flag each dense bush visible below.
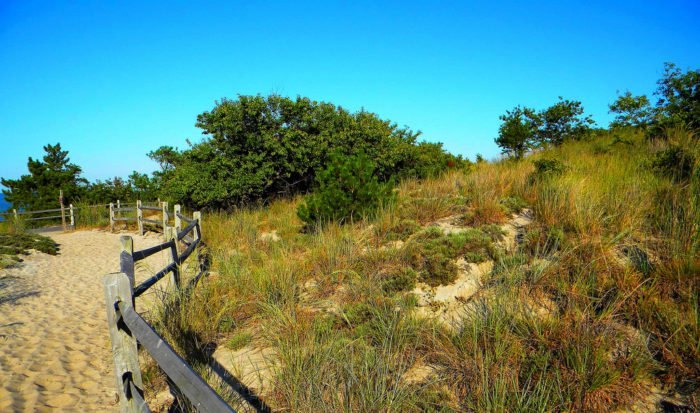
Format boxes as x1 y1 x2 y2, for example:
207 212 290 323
651 145 696 183
154 95 462 208
297 152 395 225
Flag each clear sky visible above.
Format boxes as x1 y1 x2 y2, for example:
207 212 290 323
1 0 699 182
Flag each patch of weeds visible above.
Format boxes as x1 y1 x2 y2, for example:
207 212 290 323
380 267 418 295
529 158 566 183
480 224 507 242
458 204 508 226
225 331 253 351
500 196 527 214
412 384 459 412
521 225 565 256
409 227 497 286
651 145 696 183
0 233 59 256
385 219 421 241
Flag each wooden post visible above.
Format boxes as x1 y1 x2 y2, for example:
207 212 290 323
69 204 74 229
103 272 145 413
136 200 143 236
166 226 181 291
120 236 136 289
193 211 202 240
117 200 121 220
59 190 66 231
12 209 18 222
161 202 169 239
109 203 115 233
174 204 181 233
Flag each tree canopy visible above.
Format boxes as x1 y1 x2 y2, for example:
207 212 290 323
155 94 462 208
1 143 86 211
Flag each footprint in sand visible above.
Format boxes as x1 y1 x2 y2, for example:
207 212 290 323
0 230 170 412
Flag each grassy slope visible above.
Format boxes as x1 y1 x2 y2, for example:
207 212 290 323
155 129 699 412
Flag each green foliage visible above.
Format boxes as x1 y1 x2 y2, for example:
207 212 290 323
225 331 253 351
380 267 418 295
495 98 594 156
652 62 700 134
386 219 421 241
608 91 654 129
499 196 527 214
297 152 395 225
534 98 595 145
409 227 497 286
533 158 566 176
495 106 538 159
0 233 59 267
651 145 696 183
157 95 461 208
1 143 86 211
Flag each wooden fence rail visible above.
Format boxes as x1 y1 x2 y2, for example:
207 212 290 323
104 209 239 412
110 200 179 237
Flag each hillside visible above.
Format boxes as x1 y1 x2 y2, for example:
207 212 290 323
150 128 698 412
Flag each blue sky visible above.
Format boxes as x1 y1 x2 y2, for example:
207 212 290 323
1 0 699 182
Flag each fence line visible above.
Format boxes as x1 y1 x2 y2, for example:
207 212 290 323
104 208 245 412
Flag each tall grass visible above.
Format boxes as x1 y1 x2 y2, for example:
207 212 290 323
151 128 699 411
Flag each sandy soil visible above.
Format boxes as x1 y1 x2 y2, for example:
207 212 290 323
0 230 170 412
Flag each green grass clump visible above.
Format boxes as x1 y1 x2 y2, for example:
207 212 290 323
225 331 253 351
0 233 59 267
409 227 498 286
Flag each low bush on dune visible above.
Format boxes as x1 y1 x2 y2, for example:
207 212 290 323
0 233 59 268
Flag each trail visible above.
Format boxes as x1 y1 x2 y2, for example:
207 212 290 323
0 230 169 412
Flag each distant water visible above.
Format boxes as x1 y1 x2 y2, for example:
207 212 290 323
0 192 9 213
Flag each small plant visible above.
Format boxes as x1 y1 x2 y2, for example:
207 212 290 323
500 196 527 214
651 145 696 183
225 331 253 351
297 151 395 226
385 219 421 241
380 267 418 295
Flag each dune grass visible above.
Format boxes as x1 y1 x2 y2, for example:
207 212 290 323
150 128 699 411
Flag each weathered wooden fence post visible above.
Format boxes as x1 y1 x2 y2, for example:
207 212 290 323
12 209 18 223
109 203 115 233
117 200 121 220
174 204 181 233
103 272 146 413
69 204 74 229
193 211 202 240
161 202 169 239
165 226 181 291
136 200 143 235
120 236 136 289
59 190 67 231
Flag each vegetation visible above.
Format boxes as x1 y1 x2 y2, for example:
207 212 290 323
297 151 395 226
0 232 58 268
145 123 698 411
152 94 462 209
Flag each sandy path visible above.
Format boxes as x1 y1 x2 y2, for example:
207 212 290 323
0 230 170 412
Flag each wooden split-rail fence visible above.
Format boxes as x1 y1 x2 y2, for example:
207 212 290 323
103 209 239 412
109 200 182 236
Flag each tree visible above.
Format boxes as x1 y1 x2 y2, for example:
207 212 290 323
609 91 653 129
1 143 87 211
495 106 537 159
297 151 395 225
652 62 700 133
534 98 594 145
156 94 461 208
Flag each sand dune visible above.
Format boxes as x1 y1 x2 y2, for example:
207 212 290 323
0 230 170 412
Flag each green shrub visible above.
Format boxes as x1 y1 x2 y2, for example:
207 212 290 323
500 196 527 214
386 219 421 241
225 331 253 351
529 158 566 183
297 152 395 225
409 227 497 286
651 145 696 182
380 267 418 294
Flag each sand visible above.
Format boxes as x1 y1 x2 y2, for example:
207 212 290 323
0 230 171 412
